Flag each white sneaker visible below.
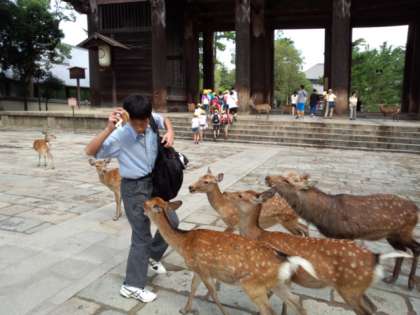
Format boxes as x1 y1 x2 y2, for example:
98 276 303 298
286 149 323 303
148 258 167 274
120 285 157 303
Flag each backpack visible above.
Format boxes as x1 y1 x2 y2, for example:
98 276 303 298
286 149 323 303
212 114 220 124
150 117 189 201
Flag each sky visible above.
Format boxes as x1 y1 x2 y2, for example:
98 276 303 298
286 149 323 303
60 13 409 72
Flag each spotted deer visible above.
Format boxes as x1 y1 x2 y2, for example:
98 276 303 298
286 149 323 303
230 190 412 315
143 197 317 315
188 168 308 236
266 171 420 290
88 158 122 220
33 131 56 169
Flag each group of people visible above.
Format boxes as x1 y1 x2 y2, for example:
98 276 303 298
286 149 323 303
191 88 239 144
290 87 360 120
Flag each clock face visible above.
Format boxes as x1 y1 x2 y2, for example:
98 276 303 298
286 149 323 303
99 47 106 59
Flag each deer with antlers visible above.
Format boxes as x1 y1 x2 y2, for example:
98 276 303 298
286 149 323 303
89 158 122 220
33 130 56 169
144 197 317 315
265 171 420 290
229 190 411 315
188 168 308 236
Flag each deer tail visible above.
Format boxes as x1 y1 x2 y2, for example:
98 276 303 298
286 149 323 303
277 252 317 282
373 251 412 283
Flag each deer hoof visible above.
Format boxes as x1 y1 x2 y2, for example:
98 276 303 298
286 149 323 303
383 275 397 285
179 308 198 315
408 277 416 291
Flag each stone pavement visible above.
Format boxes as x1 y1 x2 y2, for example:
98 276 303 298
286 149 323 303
0 128 420 315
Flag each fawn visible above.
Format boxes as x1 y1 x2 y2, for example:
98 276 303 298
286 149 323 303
188 168 308 236
143 197 317 315
229 190 412 315
33 131 56 169
266 171 420 290
88 158 122 220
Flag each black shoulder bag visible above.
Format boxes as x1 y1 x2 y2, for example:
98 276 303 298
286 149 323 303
150 117 189 201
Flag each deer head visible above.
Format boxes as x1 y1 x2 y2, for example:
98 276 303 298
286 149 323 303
189 168 224 193
266 171 313 191
144 197 183 220
88 157 111 175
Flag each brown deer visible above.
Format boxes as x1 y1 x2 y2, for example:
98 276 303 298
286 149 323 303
265 171 420 290
143 197 318 315
33 131 56 169
249 97 271 119
229 190 411 315
379 104 400 121
88 158 122 220
188 168 308 236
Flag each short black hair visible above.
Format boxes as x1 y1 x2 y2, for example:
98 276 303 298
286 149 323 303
300 85 305 89
123 95 152 120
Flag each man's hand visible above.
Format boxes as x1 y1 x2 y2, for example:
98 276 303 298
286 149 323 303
161 131 174 148
106 107 125 131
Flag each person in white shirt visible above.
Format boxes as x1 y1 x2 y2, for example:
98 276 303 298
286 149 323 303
227 90 239 121
349 91 358 120
325 89 337 118
290 91 298 117
198 110 208 141
191 113 200 144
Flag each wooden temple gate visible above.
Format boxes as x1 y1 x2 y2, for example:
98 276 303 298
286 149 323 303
68 0 420 116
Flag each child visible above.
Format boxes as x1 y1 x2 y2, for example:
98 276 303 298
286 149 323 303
325 89 337 118
191 113 200 144
211 110 221 141
198 110 208 141
349 91 358 120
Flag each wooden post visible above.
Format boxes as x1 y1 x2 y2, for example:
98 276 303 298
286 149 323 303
330 0 352 115
235 0 251 111
264 28 274 105
324 25 332 90
203 30 214 90
111 67 117 107
76 78 81 108
87 13 101 107
151 0 167 112
184 12 199 104
250 0 266 104
404 22 420 115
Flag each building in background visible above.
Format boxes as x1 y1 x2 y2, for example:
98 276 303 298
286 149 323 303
304 63 324 93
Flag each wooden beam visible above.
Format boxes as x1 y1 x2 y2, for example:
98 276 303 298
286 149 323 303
87 13 101 107
401 23 414 113
264 28 274 105
330 0 352 115
151 0 167 112
202 31 215 90
184 12 200 104
408 21 420 115
324 25 331 90
235 0 251 111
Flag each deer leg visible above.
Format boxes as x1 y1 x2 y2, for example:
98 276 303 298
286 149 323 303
242 284 276 315
407 239 420 290
271 284 306 315
113 191 122 220
200 277 230 315
223 226 235 234
37 154 41 167
361 294 377 314
338 290 372 315
44 154 47 167
47 151 54 169
180 273 202 315
384 238 406 284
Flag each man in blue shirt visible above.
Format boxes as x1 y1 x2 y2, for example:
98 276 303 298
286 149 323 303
296 85 308 119
85 95 177 303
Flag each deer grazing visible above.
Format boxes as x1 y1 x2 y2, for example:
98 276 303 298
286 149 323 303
33 131 56 169
229 190 411 315
188 168 308 236
266 171 420 290
143 197 317 315
88 158 122 220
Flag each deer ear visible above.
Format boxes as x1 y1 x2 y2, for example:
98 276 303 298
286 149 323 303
167 200 183 211
207 167 212 174
217 173 224 182
88 157 96 166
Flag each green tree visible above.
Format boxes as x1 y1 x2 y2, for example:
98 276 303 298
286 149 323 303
274 35 312 106
41 73 64 111
215 63 235 92
0 0 71 110
351 39 405 112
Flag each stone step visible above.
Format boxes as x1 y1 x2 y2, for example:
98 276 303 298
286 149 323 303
172 125 420 145
173 130 420 153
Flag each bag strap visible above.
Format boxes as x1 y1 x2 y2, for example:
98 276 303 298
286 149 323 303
149 114 160 137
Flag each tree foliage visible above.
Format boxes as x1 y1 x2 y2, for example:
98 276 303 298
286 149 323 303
0 0 71 110
274 34 312 106
41 73 64 111
215 63 235 92
351 39 405 112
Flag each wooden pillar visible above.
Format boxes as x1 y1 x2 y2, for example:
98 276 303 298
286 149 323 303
264 28 274 105
87 14 101 107
184 13 199 104
330 0 352 115
151 0 167 112
324 25 332 90
403 22 420 115
235 0 251 111
203 31 214 90
250 0 266 104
